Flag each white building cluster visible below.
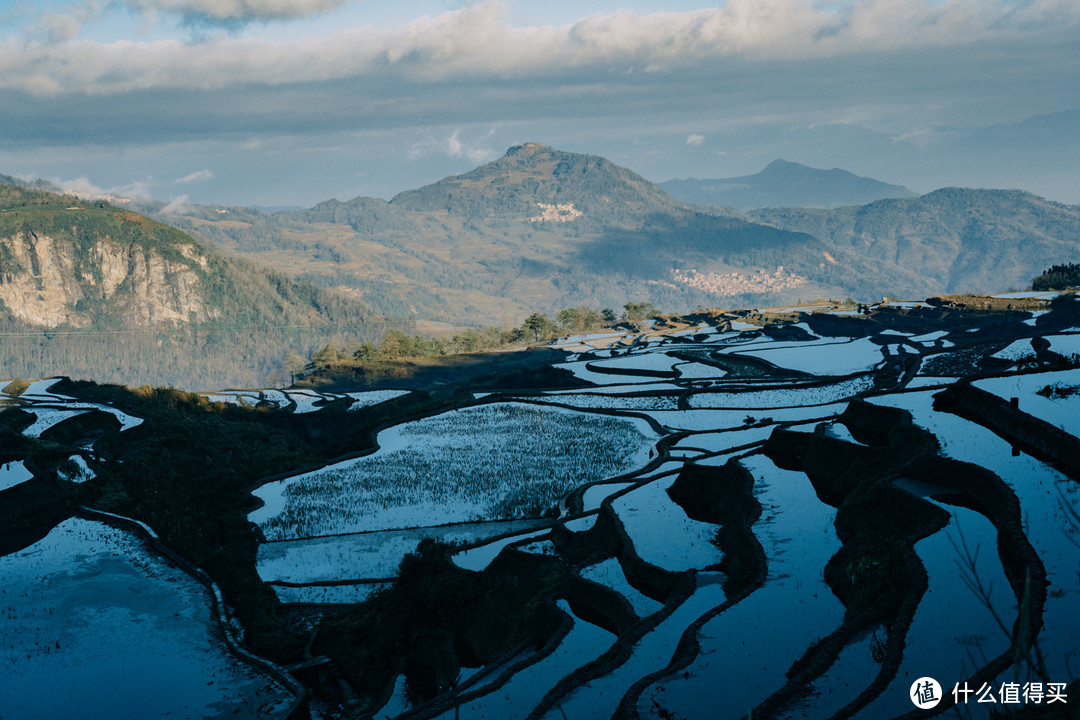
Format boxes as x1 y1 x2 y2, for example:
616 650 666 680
529 203 583 223
671 267 807 296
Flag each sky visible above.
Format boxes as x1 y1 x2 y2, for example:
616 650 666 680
0 0 1078 207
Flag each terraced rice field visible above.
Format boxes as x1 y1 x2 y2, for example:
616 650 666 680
0 518 292 719
250 403 659 540
289 299 1076 719
4 295 1079 719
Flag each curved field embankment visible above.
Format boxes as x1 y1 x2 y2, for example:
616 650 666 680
77 506 308 719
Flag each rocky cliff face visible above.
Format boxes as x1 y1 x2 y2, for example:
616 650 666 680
0 229 218 328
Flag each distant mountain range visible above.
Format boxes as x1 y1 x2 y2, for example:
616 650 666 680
7 145 1080 333
750 188 1080 296
0 181 393 388
130 144 859 323
661 160 917 209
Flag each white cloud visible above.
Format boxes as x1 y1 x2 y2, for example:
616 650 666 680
1 0 1076 208
58 176 105 197
162 194 191 213
446 129 498 165
175 168 214 183
888 125 971 148
0 0 1075 96
409 129 499 165
57 176 151 199
112 180 152 197
686 134 705 146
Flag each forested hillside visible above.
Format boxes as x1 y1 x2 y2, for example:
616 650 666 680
9 147 1080 359
0 184 399 389
388 143 691 227
134 145 859 323
134 146 1080 326
750 188 1080 295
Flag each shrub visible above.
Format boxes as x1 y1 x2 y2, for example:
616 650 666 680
1032 263 1080 291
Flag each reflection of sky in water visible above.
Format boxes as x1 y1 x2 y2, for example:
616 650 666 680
0 518 288 719
637 454 843 719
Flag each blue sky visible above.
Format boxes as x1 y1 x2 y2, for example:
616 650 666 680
0 0 1077 206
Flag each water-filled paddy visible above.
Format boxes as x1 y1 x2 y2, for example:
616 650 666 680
0 518 291 719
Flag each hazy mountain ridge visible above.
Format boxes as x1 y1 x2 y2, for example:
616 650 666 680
751 188 1080 294
134 146 855 322
18 145 1080 328
662 159 917 210
0 172 61 193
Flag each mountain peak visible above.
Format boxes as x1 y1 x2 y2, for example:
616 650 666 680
389 144 682 223
662 160 916 209
760 159 849 177
762 159 802 171
504 142 552 158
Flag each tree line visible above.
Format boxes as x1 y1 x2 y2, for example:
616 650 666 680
1032 263 1080 291
300 301 660 375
